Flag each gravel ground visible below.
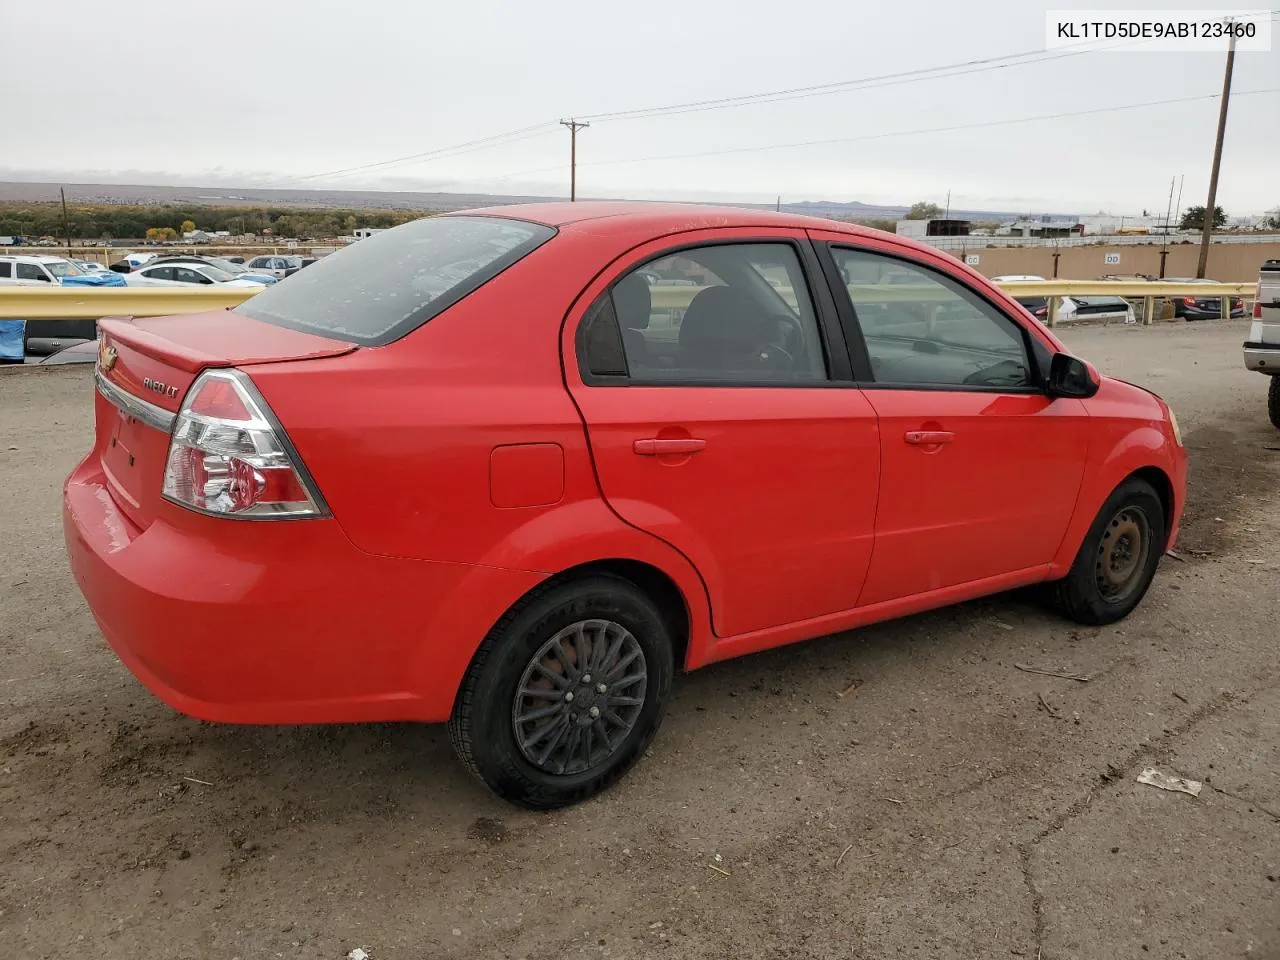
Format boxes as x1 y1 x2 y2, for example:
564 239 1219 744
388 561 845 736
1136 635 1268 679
1 319 1277 960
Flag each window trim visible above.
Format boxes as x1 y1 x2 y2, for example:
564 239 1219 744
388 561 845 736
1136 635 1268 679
575 236 853 389
816 241 1053 393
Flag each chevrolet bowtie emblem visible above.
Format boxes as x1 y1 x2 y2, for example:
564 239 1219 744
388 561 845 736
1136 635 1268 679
99 341 117 373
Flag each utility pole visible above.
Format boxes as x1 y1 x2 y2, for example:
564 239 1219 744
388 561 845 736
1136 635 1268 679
559 119 589 202
60 186 71 252
944 189 951 220
1159 176 1176 278
1197 25 1237 278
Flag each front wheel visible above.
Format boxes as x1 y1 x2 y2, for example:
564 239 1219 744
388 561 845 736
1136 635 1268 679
1044 477 1166 625
1268 375 1280 430
449 575 673 809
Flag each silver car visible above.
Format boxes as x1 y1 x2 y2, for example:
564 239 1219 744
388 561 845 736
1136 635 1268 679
244 255 302 280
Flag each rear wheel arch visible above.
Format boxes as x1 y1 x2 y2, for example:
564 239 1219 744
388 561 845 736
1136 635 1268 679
458 560 693 709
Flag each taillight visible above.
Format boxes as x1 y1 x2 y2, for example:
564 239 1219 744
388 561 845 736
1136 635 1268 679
1182 296 1197 307
1034 306 1047 317
162 369 324 518
1255 282 1264 319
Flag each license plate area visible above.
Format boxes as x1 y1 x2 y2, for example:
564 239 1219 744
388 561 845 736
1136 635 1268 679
102 409 150 511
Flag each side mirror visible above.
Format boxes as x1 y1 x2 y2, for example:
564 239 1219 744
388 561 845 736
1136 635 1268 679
1047 352 1099 398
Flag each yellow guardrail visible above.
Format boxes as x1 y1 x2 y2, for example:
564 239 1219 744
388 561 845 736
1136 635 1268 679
0 286 256 319
0 279 1255 327
994 280 1255 296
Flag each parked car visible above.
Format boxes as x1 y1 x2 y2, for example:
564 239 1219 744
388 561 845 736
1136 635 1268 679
36 338 97 363
1010 294 1135 325
244 255 302 279
121 252 159 269
1058 295 1136 324
147 255 277 285
123 262 266 289
990 277 1135 325
990 276 1050 322
60 271 127 288
1163 277 1247 320
73 260 110 274
0 254 85 284
65 203 1186 808
284 257 318 277
1243 259 1280 427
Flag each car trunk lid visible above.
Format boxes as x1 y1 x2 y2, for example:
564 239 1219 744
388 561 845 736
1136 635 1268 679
93 311 354 531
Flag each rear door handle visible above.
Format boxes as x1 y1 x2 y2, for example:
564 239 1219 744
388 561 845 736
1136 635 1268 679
633 438 707 456
904 430 955 445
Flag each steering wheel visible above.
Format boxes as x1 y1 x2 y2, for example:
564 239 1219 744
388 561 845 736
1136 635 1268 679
759 313 804 367
962 358 1028 387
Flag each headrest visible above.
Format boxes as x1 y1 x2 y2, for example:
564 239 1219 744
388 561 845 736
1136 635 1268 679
613 272 652 330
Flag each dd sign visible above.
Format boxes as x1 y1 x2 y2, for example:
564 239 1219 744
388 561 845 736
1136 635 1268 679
1104 252 1121 265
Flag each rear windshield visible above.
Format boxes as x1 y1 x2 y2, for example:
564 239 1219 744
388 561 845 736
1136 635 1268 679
234 215 555 345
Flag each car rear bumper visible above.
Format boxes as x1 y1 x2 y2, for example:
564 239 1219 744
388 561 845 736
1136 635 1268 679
1243 343 1280 373
1180 306 1244 320
63 455 544 724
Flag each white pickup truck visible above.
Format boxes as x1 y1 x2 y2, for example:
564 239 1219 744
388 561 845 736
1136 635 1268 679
1244 259 1280 427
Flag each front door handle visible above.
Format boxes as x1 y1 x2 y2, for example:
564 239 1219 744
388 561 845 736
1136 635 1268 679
634 438 707 456
904 430 955 445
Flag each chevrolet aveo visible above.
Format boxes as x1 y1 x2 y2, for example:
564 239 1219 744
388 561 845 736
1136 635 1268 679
64 203 1186 808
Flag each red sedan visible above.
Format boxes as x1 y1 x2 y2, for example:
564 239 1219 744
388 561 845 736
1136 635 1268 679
64 202 1186 808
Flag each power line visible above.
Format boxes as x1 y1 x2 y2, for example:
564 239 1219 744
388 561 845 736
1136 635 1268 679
576 9 1280 123
489 87 1280 180
290 122 558 183
580 49 1098 123
282 9 1280 187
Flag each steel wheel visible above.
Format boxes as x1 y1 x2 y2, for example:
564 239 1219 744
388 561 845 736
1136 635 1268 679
1094 505 1151 603
512 619 648 776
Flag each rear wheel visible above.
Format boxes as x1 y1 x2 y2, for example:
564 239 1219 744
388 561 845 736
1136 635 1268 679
1268 375 1280 430
449 575 673 809
1044 478 1166 625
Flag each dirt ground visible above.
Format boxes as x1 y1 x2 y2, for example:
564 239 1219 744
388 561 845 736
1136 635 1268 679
1 320 1278 960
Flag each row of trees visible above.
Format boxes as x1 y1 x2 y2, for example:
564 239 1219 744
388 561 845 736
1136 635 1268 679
0 203 427 241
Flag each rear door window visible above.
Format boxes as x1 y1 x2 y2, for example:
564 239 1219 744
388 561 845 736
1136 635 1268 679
234 216 555 345
593 242 827 384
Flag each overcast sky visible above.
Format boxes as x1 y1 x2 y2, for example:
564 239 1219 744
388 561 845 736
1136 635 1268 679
3 0 1278 214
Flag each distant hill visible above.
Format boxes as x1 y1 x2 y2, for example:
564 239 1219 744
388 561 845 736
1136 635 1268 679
0 181 1067 222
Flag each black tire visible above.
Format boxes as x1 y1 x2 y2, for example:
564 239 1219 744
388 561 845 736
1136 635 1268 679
1268 376 1280 430
449 574 673 809
1044 477 1166 626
